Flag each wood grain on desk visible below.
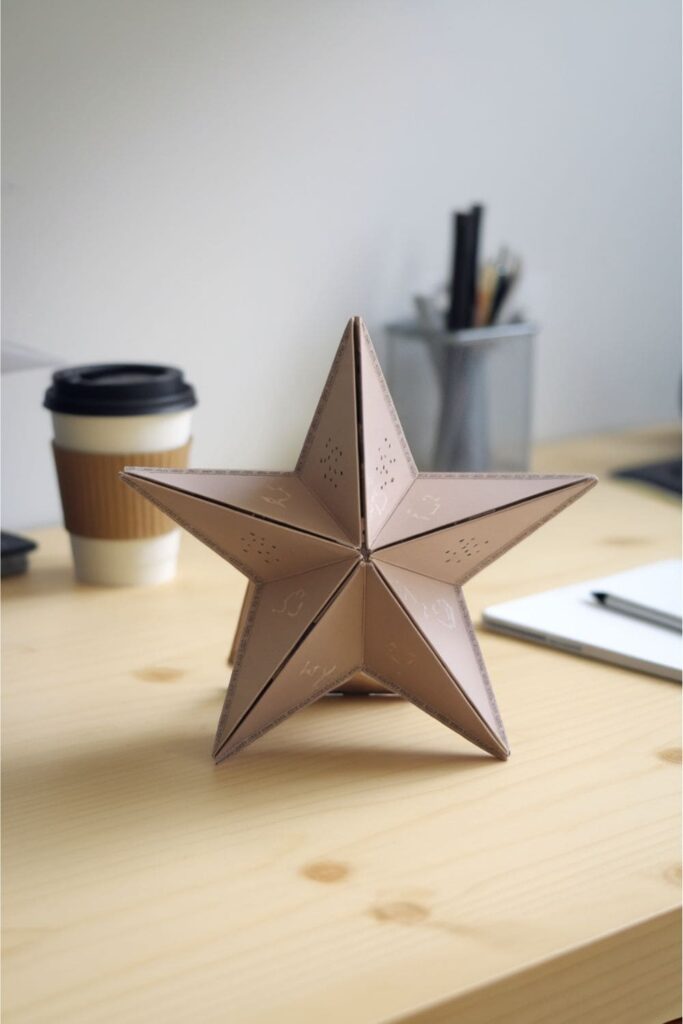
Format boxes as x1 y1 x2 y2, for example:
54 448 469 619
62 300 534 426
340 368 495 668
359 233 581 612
2 426 681 1024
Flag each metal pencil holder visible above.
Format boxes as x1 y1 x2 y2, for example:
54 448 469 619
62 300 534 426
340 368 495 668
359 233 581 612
383 319 536 472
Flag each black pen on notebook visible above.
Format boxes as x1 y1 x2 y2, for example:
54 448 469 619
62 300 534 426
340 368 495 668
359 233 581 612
591 590 682 632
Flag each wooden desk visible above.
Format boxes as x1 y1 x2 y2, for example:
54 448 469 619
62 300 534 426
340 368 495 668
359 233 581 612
3 427 681 1024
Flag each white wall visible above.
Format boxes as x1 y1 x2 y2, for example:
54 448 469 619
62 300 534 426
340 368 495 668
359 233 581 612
3 0 680 529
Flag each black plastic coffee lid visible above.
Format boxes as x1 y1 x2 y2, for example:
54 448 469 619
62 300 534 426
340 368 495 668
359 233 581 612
44 363 196 417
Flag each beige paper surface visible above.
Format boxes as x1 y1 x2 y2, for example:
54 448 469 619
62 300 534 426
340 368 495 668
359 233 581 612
214 558 358 753
123 472 353 583
123 317 597 762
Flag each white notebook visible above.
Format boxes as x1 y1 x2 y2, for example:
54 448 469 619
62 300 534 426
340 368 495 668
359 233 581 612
483 560 682 682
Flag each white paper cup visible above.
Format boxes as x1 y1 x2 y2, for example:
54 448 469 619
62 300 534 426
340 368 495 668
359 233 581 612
45 364 196 586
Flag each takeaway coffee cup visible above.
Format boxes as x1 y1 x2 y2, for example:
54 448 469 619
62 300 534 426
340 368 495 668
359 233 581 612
44 364 196 586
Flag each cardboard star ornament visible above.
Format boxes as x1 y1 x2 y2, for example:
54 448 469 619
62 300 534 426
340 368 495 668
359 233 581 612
122 318 596 763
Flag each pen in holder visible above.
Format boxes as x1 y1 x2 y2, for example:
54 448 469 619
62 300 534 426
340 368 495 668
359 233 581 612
384 315 536 472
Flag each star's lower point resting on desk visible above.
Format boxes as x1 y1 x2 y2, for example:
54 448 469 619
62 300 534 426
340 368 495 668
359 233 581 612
121 317 597 763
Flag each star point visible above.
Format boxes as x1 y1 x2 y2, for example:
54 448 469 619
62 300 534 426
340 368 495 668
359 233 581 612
122 317 596 762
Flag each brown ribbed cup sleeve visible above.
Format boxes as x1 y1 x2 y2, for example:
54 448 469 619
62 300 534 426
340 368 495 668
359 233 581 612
52 441 191 540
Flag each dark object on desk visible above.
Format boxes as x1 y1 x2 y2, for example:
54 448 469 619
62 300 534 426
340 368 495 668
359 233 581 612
589 589 679 626
446 210 476 330
614 459 681 496
489 250 519 324
466 203 483 325
592 589 682 632
442 205 484 468
418 204 529 470
444 202 522 330
1 531 37 578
